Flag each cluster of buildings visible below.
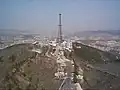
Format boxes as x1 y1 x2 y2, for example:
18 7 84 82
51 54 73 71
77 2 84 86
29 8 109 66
0 34 42 49
1 33 120 56
70 35 120 55
85 40 120 54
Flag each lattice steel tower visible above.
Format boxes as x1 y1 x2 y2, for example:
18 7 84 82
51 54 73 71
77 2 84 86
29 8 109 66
57 13 63 44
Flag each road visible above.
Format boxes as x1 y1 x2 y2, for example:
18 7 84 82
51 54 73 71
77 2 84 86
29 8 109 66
46 44 83 90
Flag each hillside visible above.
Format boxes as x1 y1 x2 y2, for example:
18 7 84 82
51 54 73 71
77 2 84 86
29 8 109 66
72 42 117 64
0 44 59 90
71 42 120 90
0 42 120 90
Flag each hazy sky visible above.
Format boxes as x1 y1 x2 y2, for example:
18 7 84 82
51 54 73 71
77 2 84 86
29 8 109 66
0 0 120 35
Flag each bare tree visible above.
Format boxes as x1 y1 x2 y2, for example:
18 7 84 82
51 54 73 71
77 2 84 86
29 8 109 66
9 54 16 62
0 56 3 63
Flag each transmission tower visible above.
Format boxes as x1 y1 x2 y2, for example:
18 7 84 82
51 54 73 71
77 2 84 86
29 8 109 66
57 14 63 44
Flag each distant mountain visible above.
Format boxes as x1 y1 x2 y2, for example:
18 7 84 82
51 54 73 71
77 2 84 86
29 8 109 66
0 29 36 35
72 30 120 37
0 29 23 35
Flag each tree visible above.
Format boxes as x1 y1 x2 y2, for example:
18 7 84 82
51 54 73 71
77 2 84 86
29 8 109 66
28 76 32 82
0 56 4 63
35 78 39 89
26 84 37 90
9 54 16 62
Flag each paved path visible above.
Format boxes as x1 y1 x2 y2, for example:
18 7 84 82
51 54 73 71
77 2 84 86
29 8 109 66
59 77 75 90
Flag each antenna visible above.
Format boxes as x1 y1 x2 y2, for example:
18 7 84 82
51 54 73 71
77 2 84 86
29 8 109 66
58 13 63 44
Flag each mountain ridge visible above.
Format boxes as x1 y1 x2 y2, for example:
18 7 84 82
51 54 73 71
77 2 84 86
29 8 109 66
71 30 120 37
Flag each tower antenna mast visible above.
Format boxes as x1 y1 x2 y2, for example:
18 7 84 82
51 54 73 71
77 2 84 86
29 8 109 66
58 13 63 44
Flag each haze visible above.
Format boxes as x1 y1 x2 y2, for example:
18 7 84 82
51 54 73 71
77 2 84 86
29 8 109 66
0 0 120 36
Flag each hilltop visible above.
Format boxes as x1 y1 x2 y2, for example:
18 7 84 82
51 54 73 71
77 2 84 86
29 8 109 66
0 42 120 90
